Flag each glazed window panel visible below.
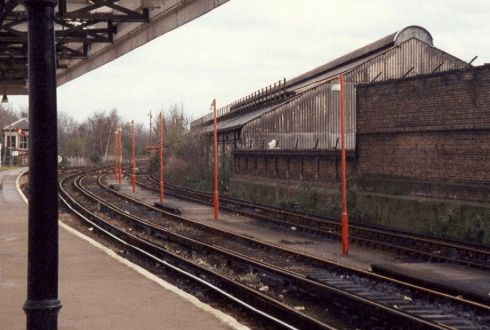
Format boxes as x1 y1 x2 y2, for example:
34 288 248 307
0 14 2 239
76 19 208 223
20 136 28 149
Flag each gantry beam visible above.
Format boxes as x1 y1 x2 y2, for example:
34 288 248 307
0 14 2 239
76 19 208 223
56 0 229 86
0 0 229 94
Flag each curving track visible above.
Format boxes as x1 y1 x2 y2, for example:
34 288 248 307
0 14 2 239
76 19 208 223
136 174 490 271
58 168 490 330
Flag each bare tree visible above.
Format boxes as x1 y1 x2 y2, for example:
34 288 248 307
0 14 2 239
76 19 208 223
58 112 79 156
85 109 121 162
147 104 214 190
165 103 190 157
0 105 20 132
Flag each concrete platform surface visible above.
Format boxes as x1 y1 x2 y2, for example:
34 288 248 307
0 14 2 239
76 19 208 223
0 168 245 330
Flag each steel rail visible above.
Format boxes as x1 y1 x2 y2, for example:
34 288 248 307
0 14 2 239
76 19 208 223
67 169 489 329
75 171 461 329
137 174 490 271
58 170 334 330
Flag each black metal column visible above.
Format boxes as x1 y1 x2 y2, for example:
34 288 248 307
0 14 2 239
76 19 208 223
23 0 62 329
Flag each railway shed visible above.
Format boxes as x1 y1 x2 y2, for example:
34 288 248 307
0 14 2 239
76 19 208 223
192 25 468 152
191 26 490 244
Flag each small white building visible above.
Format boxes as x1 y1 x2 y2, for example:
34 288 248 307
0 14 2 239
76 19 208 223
2 118 29 166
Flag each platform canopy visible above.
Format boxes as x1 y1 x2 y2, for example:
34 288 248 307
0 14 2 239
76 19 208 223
0 0 228 95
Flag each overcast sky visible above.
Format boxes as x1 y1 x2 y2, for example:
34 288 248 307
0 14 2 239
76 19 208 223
8 0 490 125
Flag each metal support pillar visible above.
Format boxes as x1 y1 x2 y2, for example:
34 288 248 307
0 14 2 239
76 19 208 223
23 0 62 328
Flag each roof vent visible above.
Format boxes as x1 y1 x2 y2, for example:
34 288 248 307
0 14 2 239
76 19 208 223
394 26 433 46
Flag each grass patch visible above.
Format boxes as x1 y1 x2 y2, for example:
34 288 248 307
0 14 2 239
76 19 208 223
0 166 17 171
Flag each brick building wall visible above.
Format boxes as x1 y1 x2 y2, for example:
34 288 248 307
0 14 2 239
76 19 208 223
230 65 490 242
233 65 490 185
233 150 356 183
357 131 490 183
357 64 490 184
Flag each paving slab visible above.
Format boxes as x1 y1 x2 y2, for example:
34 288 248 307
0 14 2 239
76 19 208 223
0 168 244 330
0 168 28 328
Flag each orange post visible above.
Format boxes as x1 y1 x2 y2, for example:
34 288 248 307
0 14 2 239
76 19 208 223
131 120 136 193
116 129 119 183
159 112 165 202
114 130 118 181
117 128 122 184
212 99 220 220
148 110 152 148
340 73 349 255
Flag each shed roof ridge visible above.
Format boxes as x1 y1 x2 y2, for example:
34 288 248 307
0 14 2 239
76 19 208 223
286 26 433 88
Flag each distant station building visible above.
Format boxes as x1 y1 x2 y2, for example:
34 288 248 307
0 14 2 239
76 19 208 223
191 26 490 243
2 118 29 166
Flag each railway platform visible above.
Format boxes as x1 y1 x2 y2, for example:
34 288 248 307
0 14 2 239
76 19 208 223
115 178 490 307
0 168 245 330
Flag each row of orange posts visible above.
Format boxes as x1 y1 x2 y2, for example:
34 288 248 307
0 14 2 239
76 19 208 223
114 105 220 220
114 78 348 253
114 128 122 184
114 113 166 200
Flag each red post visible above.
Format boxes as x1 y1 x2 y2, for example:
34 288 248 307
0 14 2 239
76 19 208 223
340 73 349 255
116 129 119 183
114 130 118 181
159 112 165 202
148 110 152 148
212 99 220 220
131 120 136 193
117 128 122 184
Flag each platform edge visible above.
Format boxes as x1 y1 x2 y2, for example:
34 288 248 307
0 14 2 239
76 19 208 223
16 170 249 330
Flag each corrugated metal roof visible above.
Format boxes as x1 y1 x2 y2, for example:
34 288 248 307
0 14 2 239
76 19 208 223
285 33 397 89
192 26 435 130
285 26 433 91
290 51 383 93
198 100 295 134
240 37 467 151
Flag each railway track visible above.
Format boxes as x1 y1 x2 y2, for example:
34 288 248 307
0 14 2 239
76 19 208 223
135 174 490 271
59 168 490 329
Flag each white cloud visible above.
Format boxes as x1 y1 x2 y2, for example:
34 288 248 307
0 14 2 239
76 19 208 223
9 0 490 125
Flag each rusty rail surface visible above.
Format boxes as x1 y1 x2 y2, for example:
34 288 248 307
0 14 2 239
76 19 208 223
59 168 490 329
137 174 490 274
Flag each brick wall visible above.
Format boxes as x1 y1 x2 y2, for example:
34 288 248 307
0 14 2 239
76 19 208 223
233 150 356 184
234 65 490 185
229 65 490 242
357 131 490 183
357 65 490 134
357 64 490 184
